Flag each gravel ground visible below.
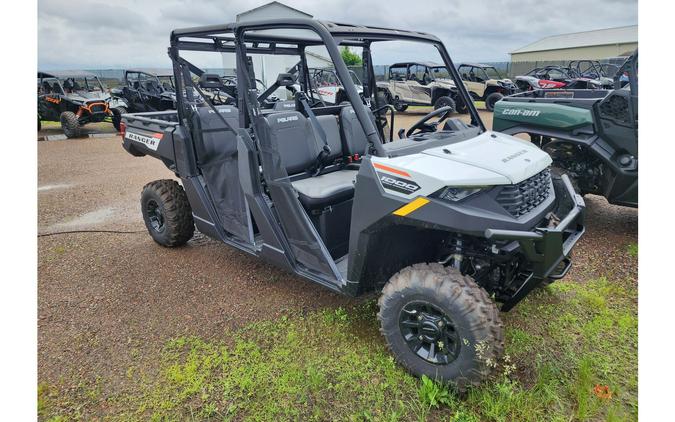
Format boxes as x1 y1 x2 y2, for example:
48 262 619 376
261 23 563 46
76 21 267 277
37 108 636 398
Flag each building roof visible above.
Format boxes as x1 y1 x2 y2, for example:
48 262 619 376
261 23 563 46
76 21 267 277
510 25 637 55
237 1 312 20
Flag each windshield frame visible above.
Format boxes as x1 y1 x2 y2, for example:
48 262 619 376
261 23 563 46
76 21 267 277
483 66 503 80
429 66 451 80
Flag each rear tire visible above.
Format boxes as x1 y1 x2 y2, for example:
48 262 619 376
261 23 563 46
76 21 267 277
433 96 456 112
485 92 504 112
378 263 503 391
60 111 81 138
112 106 127 132
141 180 194 247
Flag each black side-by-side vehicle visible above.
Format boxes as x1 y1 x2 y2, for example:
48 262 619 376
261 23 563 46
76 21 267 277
110 69 178 130
38 70 113 137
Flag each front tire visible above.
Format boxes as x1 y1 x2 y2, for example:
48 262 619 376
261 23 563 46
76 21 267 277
485 92 504 112
141 180 194 247
433 96 456 112
60 111 81 138
378 263 503 390
111 106 127 132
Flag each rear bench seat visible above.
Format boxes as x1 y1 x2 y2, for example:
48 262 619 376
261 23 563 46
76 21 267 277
260 111 357 210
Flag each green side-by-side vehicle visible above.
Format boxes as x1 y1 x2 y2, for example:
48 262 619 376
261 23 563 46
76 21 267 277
493 52 637 207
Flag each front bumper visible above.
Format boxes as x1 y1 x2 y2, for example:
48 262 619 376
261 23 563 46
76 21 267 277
79 102 111 118
484 174 585 310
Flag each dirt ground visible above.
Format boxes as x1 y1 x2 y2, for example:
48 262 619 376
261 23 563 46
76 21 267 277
37 108 636 401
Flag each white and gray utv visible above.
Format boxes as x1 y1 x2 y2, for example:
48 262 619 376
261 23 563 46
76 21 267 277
121 19 585 389
377 62 460 112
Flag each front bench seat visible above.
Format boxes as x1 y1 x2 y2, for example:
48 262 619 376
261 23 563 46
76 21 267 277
291 170 358 209
261 111 357 210
339 105 378 156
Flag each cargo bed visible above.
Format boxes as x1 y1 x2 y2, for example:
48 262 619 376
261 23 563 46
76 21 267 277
121 111 180 166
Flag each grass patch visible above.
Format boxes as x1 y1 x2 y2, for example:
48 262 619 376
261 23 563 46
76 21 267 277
626 243 638 258
39 277 637 421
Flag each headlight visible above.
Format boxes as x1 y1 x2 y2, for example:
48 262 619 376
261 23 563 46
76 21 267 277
432 186 484 202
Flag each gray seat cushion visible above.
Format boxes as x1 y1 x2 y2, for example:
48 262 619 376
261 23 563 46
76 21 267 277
292 169 358 209
314 115 343 161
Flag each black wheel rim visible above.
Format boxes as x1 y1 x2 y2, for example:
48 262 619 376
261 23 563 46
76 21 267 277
146 199 165 232
399 301 460 365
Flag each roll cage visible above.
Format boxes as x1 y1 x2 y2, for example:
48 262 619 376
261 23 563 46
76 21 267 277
387 62 450 83
311 68 362 87
124 69 176 92
458 63 504 81
168 19 485 158
38 71 106 95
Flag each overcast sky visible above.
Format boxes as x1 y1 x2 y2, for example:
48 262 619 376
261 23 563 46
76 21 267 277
38 0 637 70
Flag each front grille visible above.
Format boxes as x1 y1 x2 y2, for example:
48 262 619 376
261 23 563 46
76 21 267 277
496 169 551 217
88 102 106 113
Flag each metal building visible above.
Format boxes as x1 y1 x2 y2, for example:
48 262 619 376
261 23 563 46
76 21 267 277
510 25 637 62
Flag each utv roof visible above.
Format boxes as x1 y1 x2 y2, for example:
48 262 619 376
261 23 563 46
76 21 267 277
38 70 99 79
458 63 495 68
126 68 174 77
171 18 441 46
390 62 444 68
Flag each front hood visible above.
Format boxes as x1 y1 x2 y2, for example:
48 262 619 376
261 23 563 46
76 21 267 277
422 131 551 184
487 79 514 85
70 91 110 102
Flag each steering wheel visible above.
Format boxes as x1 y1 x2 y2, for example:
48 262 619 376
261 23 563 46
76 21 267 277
405 106 453 138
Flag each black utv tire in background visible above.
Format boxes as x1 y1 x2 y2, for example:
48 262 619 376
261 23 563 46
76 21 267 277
141 180 195 247
111 106 127 132
485 92 504 112
378 263 504 390
433 96 456 112
389 96 408 112
454 98 469 114
60 111 81 138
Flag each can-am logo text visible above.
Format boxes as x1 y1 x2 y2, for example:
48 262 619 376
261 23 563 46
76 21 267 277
501 108 540 117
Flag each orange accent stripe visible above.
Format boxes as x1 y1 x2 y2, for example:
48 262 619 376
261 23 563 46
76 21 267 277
152 133 163 139
373 163 410 177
